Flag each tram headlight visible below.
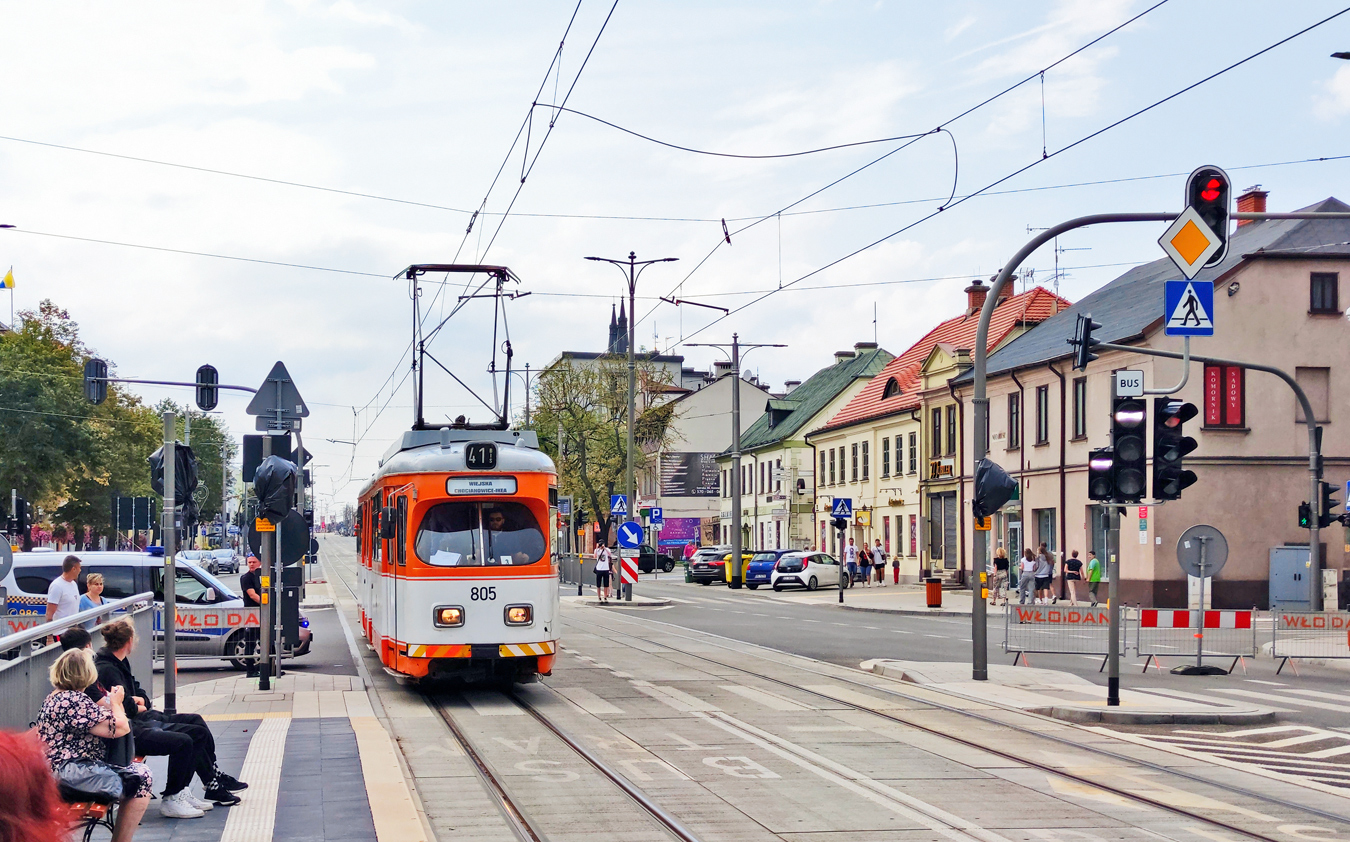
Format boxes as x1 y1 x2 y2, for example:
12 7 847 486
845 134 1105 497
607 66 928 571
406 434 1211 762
504 604 533 626
433 606 465 628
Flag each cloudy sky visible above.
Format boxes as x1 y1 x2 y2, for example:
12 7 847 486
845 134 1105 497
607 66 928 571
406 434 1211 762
2 1 1348 518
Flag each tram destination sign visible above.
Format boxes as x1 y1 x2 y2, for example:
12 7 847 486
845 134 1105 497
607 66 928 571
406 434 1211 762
446 477 517 496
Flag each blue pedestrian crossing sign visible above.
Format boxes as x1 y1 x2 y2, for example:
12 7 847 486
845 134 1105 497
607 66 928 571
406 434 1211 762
1164 280 1215 337
617 521 643 548
831 498 853 519
609 495 628 516
649 506 663 527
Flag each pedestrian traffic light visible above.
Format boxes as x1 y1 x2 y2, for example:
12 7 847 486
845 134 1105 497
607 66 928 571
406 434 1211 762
1152 398 1198 500
1299 501 1313 529
1186 165 1231 267
83 358 108 405
831 516 848 533
195 364 220 412
1319 481 1341 529
1110 397 1147 503
1087 448 1116 501
1068 313 1102 371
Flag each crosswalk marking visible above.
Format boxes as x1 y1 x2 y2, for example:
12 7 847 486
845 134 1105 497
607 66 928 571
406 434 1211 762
1211 688 1350 713
1112 723 1350 791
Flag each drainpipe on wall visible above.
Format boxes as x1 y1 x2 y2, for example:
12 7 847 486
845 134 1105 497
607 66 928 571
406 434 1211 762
1010 371 1027 552
808 442 818 550
950 381 967 585
1049 363 1067 600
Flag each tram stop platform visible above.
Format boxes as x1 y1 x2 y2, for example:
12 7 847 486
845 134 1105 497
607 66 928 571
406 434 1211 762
133 671 427 842
863 659 1276 725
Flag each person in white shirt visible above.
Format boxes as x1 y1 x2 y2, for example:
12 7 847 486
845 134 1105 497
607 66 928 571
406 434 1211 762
46 555 83 625
844 539 859 588
873 540 888 586
594 544 614 602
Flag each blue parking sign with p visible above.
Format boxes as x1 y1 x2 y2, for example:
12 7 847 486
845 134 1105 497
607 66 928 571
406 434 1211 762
649 506 663 526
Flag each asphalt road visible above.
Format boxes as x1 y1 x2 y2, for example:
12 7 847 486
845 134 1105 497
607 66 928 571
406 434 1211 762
611 573 1350 730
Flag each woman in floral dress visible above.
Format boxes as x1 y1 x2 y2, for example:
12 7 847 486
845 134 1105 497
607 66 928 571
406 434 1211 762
35 648 151 842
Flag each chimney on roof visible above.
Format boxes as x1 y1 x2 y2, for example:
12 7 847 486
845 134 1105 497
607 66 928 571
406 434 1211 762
854 341 878 354
783 379 801 392
993 274 1017 304
712 360 733 376
1236 185 1267 227
965 278 988 315
834 350 856 363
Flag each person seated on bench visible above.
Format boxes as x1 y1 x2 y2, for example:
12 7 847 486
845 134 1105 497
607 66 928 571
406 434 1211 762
35 648 151 842
94 619 247 818
0 729 67 842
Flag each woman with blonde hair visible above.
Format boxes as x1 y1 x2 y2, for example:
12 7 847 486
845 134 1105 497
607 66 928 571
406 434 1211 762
78 572 110 629
35 648 151 842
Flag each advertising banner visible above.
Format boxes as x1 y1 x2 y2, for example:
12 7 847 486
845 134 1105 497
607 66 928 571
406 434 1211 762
659 452 720 497
656 517 702 551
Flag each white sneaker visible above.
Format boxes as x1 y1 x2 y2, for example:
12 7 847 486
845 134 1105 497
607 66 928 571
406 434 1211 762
160 792 205 819
184 792 215 811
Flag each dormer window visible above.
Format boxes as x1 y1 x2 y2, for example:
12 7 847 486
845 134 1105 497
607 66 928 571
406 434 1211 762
882 378 901 399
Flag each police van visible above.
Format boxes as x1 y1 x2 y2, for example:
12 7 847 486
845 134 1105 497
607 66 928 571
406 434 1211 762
1 548 311 665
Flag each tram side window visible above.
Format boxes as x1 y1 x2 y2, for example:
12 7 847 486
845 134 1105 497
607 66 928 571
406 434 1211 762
416 501 546 567
371 499 382 567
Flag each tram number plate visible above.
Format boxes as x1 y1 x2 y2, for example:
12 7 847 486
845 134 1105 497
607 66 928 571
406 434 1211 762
466 442 498 470
470 586 498 601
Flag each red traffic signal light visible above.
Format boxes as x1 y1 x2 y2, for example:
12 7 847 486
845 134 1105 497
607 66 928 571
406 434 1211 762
1185 165 1231 268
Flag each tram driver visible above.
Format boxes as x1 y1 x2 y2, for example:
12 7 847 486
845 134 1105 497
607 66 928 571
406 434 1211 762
483 506 544 566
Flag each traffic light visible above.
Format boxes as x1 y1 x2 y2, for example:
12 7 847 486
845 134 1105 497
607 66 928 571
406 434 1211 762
195 364 219 412
14 496 29 534
1110 397 1147 503
1319 481 1341 529
831 516 848 533
83 358 108 405
1087 448 1116 501
1186 165 1231 267
1068 313 1102 371
1299 501 1313 529
1152 398 1198 500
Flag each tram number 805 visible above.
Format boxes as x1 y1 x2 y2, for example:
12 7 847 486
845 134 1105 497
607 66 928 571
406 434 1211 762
470 586 498 601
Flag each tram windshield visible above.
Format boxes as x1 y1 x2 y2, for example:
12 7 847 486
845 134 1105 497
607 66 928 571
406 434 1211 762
415 501 546 567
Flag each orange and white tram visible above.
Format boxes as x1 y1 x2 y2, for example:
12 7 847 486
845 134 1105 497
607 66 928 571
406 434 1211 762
355 427 559 683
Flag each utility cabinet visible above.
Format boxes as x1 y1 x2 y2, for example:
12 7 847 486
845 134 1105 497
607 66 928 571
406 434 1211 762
1269 544 1325 611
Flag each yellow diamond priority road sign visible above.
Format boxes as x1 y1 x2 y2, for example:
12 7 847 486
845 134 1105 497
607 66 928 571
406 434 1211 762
1159 206 1222 280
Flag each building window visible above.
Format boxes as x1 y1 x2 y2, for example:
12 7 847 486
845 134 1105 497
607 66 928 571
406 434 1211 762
1034 508 1057 554
1035 385 1050 444
908 432 917 474
1008 392 1021 449
775 459 782 493
721 469 726 498
850 443 859 482
861 441 870 481
1311 272 1340 314
946 406 957 456
829 448 836 485
1204 364 1245 428
881 437 891 477
1295 367 1331 424
931 409 942 458
1072 377 1087 439
882 377 901 399
759 461 765 495
819 452 826 487
909 514 917 557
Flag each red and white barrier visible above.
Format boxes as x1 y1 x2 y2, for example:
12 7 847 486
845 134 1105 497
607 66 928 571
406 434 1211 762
620 556 639 585
1139 609 1252 629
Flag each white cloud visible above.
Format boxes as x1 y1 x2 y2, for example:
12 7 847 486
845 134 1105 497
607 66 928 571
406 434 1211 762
1315 65 1350 120
945 14 978 42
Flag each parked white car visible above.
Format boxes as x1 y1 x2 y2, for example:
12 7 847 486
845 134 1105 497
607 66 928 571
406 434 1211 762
771 552 842 591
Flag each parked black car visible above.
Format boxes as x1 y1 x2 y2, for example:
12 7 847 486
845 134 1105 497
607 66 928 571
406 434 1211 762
637 544 676 573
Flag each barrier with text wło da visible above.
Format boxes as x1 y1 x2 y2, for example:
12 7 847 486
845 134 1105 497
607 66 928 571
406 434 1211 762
1004 605 1127 670
1271 611 1350 675
151 605 266 661
1136 609 1256 674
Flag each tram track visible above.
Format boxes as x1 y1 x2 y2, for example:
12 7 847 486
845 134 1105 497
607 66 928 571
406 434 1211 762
568 611 1350 842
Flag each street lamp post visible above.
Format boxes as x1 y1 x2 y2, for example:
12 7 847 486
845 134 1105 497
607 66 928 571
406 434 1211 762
687 336 786 589
585 252 678 601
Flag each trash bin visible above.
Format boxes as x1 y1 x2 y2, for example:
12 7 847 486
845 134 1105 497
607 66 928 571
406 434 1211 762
925 577 943 608
684 561 693 584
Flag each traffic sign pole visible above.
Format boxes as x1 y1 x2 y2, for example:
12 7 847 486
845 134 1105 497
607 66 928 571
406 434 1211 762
161 412 178 715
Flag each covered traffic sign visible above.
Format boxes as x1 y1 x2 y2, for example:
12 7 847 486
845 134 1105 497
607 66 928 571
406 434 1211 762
609 495 627 516
1175 524 1228 579
617 521 643 549
246 361 309 432
1159 207 1223 280
830 498 853 519
1163 280 1215 337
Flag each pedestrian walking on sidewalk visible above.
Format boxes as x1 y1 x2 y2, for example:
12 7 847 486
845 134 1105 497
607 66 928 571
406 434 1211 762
1017 549 1036 605
594 545 614 603
991 547 1009 605
1063 550 1084 605
1033 543 1053 604
857 541 873 587
873 540 887 586
844 538 859 587
1086 550 1103 606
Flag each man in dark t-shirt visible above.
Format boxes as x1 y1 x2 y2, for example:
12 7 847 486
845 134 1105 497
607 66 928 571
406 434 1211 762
239 556 262 606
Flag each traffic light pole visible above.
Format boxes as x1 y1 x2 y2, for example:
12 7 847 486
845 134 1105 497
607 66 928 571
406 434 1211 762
972 208 1350 681
162 412 178 715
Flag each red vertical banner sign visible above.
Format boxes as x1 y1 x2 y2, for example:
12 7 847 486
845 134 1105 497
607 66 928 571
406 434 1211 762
883 517 891 555
1204 365 1223 426
909 514 918 557
1224 367 1243 426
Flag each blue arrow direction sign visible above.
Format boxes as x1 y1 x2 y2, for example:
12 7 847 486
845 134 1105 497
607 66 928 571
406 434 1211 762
617 521 643 548
831 498 853 519
649 506 663 527
610 495 628 516
1163 280 1215 337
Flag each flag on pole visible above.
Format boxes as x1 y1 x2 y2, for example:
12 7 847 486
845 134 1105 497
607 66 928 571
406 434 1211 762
0 268 13 289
